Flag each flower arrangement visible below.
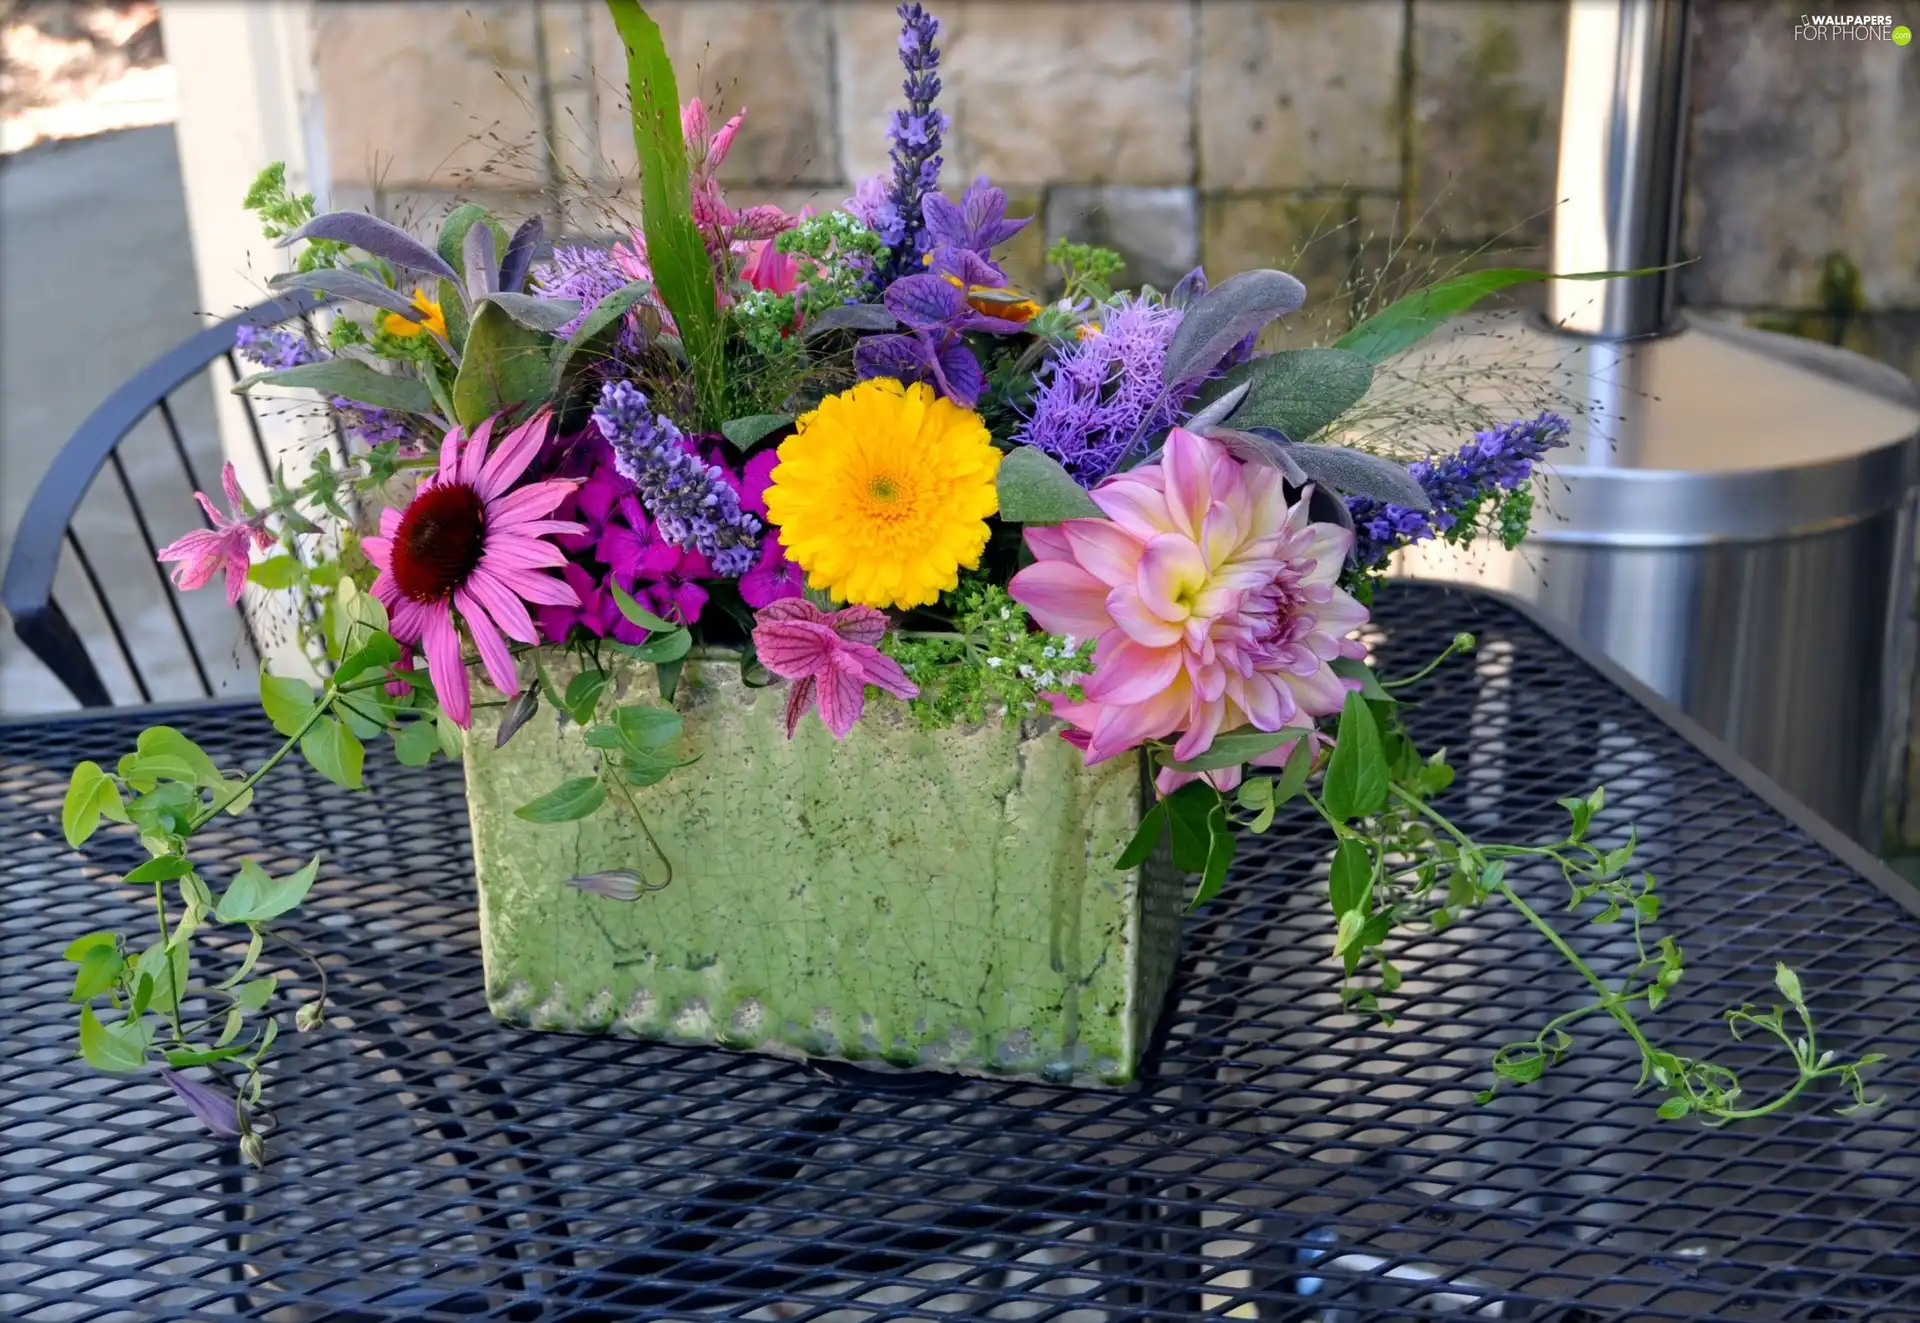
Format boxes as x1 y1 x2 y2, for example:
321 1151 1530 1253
53 1 1879 1165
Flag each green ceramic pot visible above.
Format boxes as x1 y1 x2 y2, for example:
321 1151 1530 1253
462 651 1183 1084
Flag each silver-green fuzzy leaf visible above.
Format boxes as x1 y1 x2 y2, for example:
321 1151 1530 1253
1162 269 1305 385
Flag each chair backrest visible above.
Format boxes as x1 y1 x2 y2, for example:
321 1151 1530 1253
3 295 323 708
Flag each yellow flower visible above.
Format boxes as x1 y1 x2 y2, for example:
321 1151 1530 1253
380 287 447 340
766 378 1001 610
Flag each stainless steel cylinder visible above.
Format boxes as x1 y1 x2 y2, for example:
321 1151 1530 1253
1391 317 1920 849
1550 0 1692 338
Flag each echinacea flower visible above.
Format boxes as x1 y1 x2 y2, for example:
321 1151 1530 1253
379 287 447 340
751 599 918 738
1008 426 1369 791
157 461 272 605
362 411 583 726
764 378 1000 610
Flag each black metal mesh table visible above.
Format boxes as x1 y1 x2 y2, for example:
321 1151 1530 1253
7 583 1920 1322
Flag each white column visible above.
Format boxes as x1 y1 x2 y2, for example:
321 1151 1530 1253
158 0 328 679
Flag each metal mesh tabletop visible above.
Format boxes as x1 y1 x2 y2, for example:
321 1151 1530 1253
7 582 1920 1322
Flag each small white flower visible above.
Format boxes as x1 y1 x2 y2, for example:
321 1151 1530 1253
1039 671 1057 687
1041 645 1057 659
1018 664 1035 679
1000 606 1012 620
986 656 1003 669
1061 635 1078 651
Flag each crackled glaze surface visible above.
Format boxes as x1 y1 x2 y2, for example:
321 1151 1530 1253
464 652 1181 1084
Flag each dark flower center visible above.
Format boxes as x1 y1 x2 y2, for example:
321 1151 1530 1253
392 482 486 602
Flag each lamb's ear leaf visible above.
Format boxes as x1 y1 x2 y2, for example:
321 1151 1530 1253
267 268 429 321
453 300 554 428
551 280 654 432
482 292 581 335
996 446 1103 523
1162 269 1306 385
277 211 458 283
1188 347 1373 444
801 303 898 339
463 221 499 302
436 203 490 277
234 359 435 415
1287 443 1431 510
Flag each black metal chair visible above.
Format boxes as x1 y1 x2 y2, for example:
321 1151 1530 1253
2 294 329 708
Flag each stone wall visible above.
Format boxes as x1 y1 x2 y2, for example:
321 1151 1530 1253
308 0 1919 375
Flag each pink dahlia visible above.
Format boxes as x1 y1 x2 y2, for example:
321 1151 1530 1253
157 461 271 605
1008 426 1369 792
363 410 583 727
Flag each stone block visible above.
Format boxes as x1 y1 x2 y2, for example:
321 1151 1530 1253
1682 0 1920 311
1046 186 1199 292
314 3 546 190
835 1 1195 190
1200 191 1363 341
589 1 840 188
1198 0 1406 192
1408 0 1565 244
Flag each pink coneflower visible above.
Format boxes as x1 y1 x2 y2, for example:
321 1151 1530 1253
156 461 271 605
362 411 583 727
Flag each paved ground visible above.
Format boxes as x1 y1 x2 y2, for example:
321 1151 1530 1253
0 124 248 713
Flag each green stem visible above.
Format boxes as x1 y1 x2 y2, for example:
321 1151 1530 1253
189 678 366 830
152 882 186 1043
609 772 674 891
1383 635 1473 689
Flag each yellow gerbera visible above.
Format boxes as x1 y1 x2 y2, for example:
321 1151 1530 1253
380 287 447 340
765 378 1001 610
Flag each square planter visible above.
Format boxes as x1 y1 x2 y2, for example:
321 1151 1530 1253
462 652 1184 1084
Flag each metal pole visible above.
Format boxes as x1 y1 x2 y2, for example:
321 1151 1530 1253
1548 0 1692 340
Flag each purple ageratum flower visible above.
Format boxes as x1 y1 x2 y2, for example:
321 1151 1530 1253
875 3 946 287
1014 295 1190 487
531 244 642 353
1346 412 1572 571
847 174 905 249
853 273 1026 407
593 381 762 578
235 324 319 371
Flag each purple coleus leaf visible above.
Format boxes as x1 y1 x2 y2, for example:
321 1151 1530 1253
934 339 985 406
161 1068 240 1137
276 211 458 284
922 176 1029 253
928 245 1006 288
883 273 970 331
854 331 935 381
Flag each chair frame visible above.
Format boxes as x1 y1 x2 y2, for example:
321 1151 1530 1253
3 294 318 707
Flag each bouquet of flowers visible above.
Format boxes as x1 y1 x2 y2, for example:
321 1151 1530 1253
55 1 1878 1164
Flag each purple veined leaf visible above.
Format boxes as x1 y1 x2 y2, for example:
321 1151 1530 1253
1162 268 1307 387
464 222 498 303
161 1068 240 1137
854 332 935 383
277 211 459 283
883 273 970 332
929 246 1003 289
497 214 543 294
268 267 432 322
934 339 985 407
